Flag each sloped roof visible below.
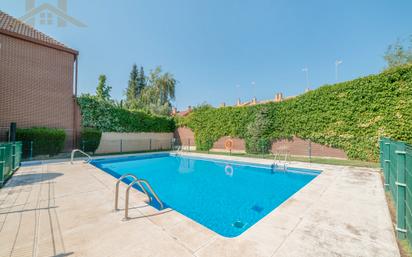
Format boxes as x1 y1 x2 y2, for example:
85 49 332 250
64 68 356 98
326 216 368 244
0 10 77 55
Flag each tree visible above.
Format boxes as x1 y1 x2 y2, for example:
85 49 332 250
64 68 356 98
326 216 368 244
384 36 412 68
245 107 272 154
96 75 111 101
149 67 176 105
136 66 177 115
137 66 146 95
126 64 139 106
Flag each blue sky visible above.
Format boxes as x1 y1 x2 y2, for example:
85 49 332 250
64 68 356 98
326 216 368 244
1 0 411 110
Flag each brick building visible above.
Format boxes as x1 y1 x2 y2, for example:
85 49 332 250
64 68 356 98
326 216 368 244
0 11 80 148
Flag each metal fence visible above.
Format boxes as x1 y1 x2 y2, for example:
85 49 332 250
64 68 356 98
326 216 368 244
18 138 175 161
0 142 22 187
380 137 412 245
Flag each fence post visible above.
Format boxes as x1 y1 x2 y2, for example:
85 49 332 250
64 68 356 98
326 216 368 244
384 142 391 190
120 139 123 153
0 146 5 187
308 140 312 163
149 139 152 151
395 144 407 239
188 139 191 152
29 141 33 161
379 139 384 171
11 143 16 171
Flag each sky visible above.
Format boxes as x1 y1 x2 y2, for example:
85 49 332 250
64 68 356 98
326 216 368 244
1 0 411 110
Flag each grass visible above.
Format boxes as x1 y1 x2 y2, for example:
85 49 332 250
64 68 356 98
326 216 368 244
384 190 412 257
399 240 412 257
187 150 380 168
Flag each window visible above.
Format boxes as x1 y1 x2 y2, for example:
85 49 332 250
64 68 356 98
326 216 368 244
40 12 53 25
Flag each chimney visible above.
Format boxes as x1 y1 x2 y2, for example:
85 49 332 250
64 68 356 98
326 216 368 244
236 98 241 106
275 93 283 102
252 97 257 105
172 107 177 115
220 102 226 107
187 106 192 112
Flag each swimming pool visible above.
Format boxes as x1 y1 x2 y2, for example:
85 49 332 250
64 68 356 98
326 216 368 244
91 153 320 237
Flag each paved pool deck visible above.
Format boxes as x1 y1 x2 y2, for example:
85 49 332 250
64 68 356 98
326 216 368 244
0 152 400 257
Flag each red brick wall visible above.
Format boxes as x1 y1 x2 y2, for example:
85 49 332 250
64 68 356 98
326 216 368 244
212 136 245 151
0 33 79 147
174 127 347 159
174 127 195 146
271 136 347 159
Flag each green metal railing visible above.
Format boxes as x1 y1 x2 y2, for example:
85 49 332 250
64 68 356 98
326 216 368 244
380 137 412 245
0 142 22 187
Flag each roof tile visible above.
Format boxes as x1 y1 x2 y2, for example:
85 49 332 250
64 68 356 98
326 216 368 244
0 10 76 53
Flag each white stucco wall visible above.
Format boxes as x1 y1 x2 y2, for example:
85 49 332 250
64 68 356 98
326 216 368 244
95 132 174 154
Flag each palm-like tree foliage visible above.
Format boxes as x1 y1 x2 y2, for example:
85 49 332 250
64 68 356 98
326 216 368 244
131 66 177 115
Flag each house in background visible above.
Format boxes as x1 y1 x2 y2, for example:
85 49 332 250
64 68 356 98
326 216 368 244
20 0 86 28
0 10 80 148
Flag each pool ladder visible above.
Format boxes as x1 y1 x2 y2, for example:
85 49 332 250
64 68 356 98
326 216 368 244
115 173 164 219
70 149 92 164
175 145 183 155
272 150 290 171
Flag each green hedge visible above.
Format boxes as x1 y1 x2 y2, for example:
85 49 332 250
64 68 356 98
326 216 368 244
78 95 175 133
16 127 66 157
179 65 412 161
80 128 102 153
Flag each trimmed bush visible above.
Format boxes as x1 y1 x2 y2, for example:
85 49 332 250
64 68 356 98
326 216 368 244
80 128 102 153
16 127 66 157
178 64 412 161
245 107 272 154
77 95 175 133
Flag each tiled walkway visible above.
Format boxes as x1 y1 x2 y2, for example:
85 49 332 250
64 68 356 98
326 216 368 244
0 153 400 257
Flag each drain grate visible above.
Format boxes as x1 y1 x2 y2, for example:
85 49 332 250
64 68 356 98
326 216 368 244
232 221 246 229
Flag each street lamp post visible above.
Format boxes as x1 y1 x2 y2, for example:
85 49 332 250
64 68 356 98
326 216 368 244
335 60 343 82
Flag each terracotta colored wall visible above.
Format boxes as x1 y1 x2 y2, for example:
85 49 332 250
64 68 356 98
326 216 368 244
174 127 195 146
212 136 245 152
271 136 347 159
0 33 79 147
174 127 347 159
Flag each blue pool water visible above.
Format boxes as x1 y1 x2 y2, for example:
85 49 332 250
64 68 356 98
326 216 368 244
91 153 320 237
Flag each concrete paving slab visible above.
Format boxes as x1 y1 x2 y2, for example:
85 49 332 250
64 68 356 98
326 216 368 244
0 152 400 257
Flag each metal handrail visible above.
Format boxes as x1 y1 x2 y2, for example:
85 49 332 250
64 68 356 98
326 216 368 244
272 151 289 170
176 145 182 152
70 149 92 164
115 173 149 210
138 179 164 210
125 178 164 219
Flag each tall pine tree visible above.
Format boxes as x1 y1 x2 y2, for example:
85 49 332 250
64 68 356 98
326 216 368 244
137 66 146 94
126 64 139 105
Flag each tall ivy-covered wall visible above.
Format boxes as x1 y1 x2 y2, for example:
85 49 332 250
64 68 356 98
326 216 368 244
78 96 175 133
177 65 412 161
